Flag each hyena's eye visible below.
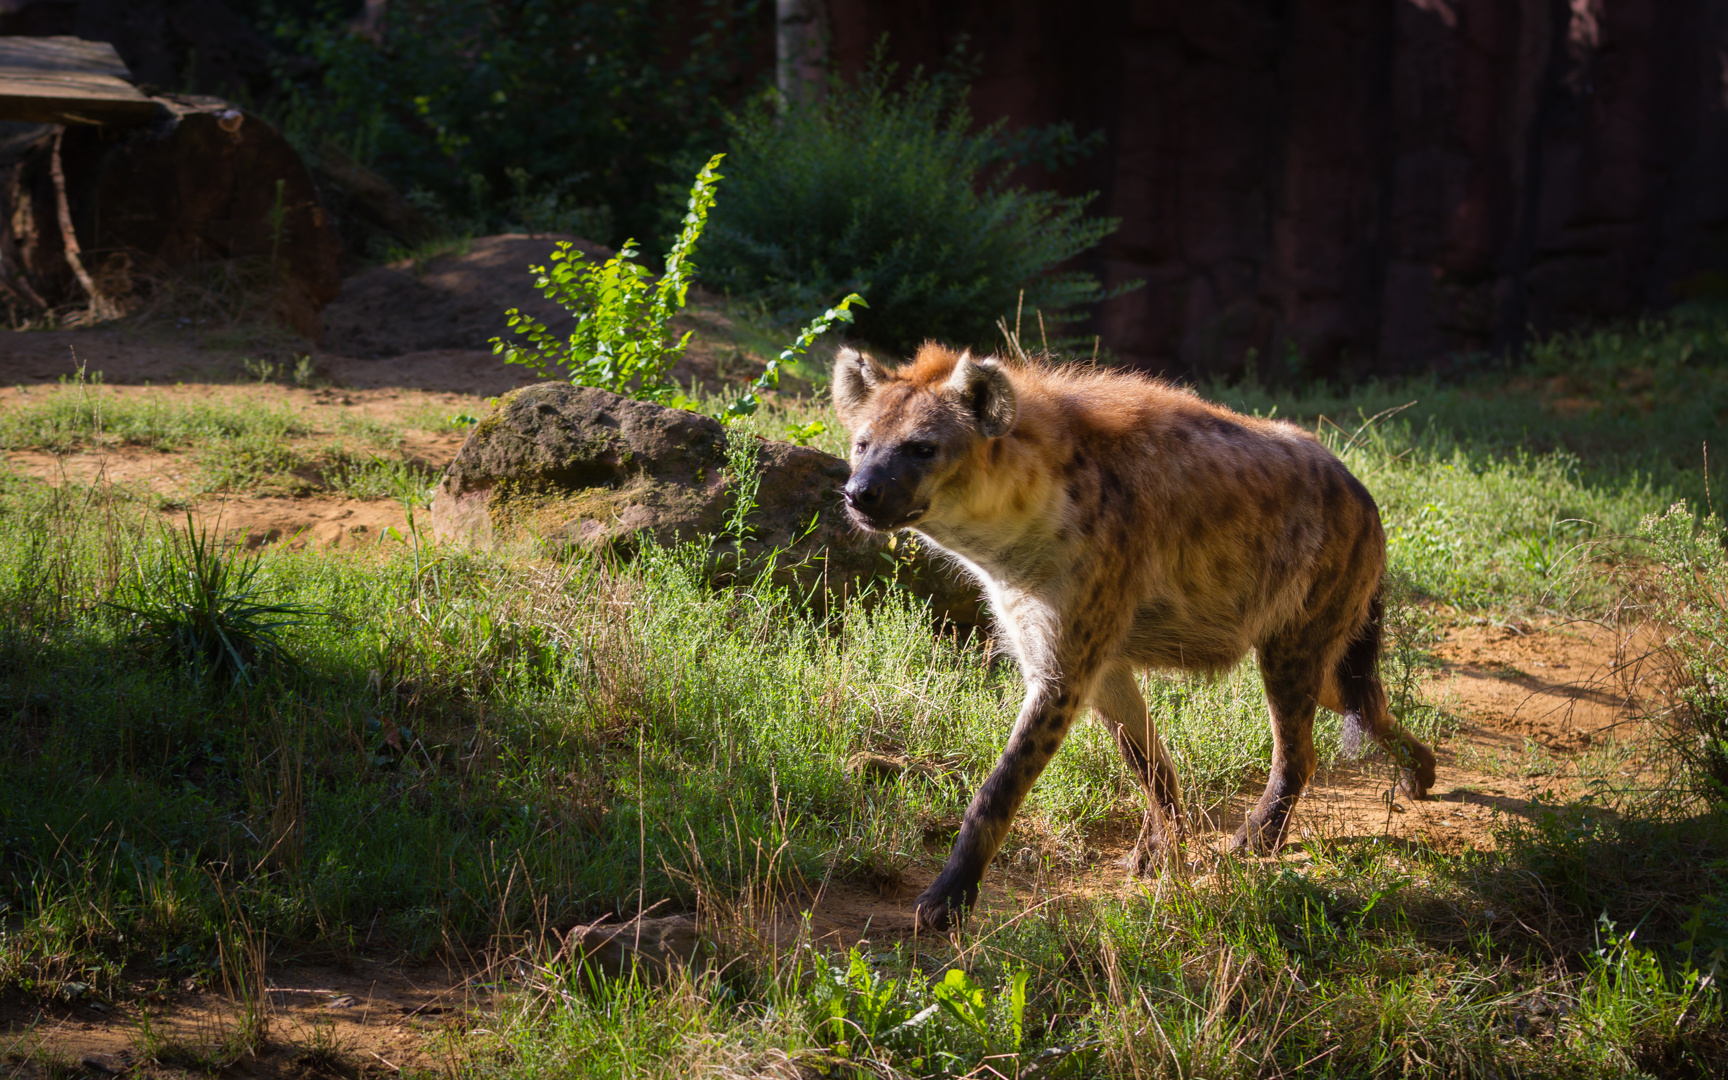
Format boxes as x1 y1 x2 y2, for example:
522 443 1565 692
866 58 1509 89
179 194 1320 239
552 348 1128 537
907 442 937 459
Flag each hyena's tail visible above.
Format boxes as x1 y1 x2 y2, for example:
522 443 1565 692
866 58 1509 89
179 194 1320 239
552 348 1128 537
1334 588 1437 797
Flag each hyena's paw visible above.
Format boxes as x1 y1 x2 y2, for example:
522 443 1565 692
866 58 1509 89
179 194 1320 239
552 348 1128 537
1394 741 1438 800
1120 842 1177 878
1229 817 1287 855
1121 807 1185 877
913 881 977 933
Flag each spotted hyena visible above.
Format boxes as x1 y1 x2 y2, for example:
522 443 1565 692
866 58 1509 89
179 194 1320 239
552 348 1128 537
832 343 1437 931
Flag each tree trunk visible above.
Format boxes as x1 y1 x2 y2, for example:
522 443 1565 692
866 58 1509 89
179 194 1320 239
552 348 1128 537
353 0 388 44
776 0 829 109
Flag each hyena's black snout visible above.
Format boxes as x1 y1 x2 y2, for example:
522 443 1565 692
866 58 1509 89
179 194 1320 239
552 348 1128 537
842 463 926 531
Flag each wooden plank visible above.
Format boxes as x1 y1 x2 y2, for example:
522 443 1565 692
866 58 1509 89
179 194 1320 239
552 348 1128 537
0 37 135 80
0 36 162 126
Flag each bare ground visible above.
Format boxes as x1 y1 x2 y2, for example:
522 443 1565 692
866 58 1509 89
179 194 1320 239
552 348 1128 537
0 242 1655 1076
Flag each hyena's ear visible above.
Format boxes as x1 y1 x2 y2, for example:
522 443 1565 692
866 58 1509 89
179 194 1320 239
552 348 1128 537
945 351 1017 437
831 345 890 426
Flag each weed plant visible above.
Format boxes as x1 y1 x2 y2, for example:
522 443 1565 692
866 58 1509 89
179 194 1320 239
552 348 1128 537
111 516 318 687
492 156 723 399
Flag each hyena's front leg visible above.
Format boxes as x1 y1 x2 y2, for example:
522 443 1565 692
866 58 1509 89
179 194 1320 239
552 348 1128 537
914 673 1093 931
1091 664 1185 875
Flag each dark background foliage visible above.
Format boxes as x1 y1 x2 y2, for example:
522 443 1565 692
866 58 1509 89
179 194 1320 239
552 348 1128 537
252 0 771 249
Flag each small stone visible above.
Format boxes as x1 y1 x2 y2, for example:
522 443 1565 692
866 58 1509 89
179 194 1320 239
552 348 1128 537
846 751 909 782
564 914 701 980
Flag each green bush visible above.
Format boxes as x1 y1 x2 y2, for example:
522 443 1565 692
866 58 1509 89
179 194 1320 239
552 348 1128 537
110 517 318 687
698 61 1128 355
491 155 724 400
490 154 865 416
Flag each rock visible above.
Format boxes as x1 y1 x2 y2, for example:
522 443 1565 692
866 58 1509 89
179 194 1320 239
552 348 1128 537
429 382 984 625
321 235 606 358
845 750 949 785
563 914 701 980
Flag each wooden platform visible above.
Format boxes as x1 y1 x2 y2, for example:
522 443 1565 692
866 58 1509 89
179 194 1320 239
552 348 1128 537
0 36 162 125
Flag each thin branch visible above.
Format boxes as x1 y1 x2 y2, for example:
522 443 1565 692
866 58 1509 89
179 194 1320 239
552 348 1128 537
50 127 115 320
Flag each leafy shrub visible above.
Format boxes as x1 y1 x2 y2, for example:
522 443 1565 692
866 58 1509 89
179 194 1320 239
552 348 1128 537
491 155 724 400
493 154 865 415
1635 504 1728 806
698 60 1128 355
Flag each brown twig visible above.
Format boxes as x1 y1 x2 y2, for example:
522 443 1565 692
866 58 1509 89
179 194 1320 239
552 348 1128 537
50 127 114 320
1704 441 1715 518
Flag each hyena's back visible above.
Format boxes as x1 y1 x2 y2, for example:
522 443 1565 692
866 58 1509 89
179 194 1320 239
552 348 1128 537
983 366 1385 680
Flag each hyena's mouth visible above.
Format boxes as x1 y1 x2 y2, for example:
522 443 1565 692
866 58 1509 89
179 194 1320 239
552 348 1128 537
845 503 928 532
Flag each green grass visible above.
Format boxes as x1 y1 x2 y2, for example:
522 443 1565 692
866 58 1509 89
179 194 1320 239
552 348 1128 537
0 373 442 498
0 379 312 453
2 311 1726 1076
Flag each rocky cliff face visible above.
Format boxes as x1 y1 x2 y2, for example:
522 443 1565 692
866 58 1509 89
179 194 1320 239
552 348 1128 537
829 0 1728 379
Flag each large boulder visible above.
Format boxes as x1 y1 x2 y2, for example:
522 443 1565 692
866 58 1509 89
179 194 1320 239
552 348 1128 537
429 382 984 625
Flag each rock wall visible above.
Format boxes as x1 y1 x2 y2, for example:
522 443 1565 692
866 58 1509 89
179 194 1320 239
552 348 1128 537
828 0 1728 379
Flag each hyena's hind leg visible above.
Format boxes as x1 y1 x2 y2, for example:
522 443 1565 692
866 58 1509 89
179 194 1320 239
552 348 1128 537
1232 638 1324 854
1092 664 1185 875
1329 592 1437 798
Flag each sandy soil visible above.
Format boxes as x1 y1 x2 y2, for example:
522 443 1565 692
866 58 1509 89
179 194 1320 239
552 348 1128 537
0 242 1656 1076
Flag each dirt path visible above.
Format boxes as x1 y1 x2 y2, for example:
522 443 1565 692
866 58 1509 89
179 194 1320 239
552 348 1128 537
1 962 470 1079
0 381 478 549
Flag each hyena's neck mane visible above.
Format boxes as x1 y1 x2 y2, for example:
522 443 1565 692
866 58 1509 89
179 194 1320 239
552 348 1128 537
912 357 1237 584
918 360 1196 582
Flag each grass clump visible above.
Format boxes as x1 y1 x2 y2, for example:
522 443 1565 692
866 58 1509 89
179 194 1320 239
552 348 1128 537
1627 504 1728 810
0 373 309 454
110 517 318 687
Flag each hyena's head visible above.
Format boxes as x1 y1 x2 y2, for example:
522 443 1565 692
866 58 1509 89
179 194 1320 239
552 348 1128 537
831 342 1016 532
